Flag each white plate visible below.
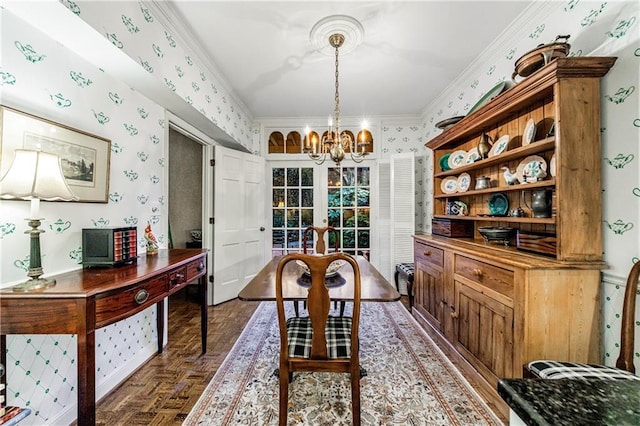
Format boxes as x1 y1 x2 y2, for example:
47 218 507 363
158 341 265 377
465 147 481 164
523 118 536 145
550 153 556 177
457 173 471 192
441 177 458 194
488 135 510 157
516 155 547 183
296 259 345 277
448 150 467 169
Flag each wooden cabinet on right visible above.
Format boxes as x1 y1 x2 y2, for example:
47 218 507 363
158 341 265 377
415 57 616 417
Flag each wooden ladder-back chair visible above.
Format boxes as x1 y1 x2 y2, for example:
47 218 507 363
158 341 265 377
524 260 640 380
295 226 343 316
275 252 362 426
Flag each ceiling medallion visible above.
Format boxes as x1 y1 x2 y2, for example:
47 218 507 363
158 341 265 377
305 15 369 166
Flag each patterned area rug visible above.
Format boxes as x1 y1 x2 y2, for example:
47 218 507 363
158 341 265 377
184 301 503 425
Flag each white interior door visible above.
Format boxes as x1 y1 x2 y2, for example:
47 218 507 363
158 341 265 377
391 152 416 270
213 145 266 305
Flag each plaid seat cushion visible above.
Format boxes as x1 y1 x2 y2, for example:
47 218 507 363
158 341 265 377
527 360 640 381
286 316 353 359
396 262 415 279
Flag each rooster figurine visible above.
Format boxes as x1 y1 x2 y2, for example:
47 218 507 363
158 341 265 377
501 166 520 185
144 222 159 255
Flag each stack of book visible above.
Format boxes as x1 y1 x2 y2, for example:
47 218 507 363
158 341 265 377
0 405 31 425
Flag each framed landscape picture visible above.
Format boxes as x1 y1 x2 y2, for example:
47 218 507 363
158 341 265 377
0 106 111 202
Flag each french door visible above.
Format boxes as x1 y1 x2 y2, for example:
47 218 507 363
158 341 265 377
269 161 372 259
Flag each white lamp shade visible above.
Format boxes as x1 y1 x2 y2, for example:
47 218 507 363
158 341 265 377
0 149 78 201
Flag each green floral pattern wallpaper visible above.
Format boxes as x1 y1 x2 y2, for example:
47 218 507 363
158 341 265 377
0 1 637 424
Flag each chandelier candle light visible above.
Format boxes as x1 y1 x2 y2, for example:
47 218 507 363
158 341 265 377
0 149 78 291
304 32 370 165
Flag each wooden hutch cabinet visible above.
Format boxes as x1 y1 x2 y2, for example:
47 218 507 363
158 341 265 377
413 57 616 414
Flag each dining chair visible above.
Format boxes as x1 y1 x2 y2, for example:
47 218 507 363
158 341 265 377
524 260 640 380
295 226 344 316
275 252 362 426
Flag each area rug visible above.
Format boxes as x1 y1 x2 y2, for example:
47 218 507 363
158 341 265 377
184 301 503 425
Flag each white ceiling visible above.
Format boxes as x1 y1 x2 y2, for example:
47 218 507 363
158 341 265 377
161 1 531 120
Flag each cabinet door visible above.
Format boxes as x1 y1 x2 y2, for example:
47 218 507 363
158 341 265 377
452 280 514 382
414 260 446 332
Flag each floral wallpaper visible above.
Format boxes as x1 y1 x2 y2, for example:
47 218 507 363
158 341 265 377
0 0 637 424
1 6 164 425
68 0 255 152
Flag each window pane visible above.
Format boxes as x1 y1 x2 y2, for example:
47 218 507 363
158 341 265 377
272 230 284 247
287 209 299 227
301 189 313 207
327 188 341 207
327 168 340 187
303 230 313 251
342 188 355 207
273 210 284 228
343 229 355 248
328 231 339 250
357 167 370 186
301 209 313 227
343 209 356 227
286 168 299 186
357 208 370 227
287 229 300 249
356 188 369 207
273 188 284 207
328 209 340 228
287 189 299 207
273 168 284 186
301 168 313 186
342 167 355 186
358 230 370 248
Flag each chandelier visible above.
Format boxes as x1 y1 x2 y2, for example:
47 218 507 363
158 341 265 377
303 33 369 165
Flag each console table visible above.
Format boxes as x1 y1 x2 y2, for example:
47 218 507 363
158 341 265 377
0 249 208 426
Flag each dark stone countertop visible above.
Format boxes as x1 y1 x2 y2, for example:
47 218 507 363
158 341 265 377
497 378 640 425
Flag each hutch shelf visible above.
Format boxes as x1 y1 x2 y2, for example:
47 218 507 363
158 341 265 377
413 57 616 417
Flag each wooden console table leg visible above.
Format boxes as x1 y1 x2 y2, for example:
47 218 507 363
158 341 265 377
157 301 164 354
200 275 208 354
76 299 95 426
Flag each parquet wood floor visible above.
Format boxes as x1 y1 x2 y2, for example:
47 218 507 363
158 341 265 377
90 291 507 425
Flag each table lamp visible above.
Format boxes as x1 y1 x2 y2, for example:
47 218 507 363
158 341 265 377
0 149 79 291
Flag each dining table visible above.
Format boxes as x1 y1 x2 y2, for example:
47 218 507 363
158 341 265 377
238 255 401 302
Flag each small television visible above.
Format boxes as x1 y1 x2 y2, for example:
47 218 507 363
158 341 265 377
82 226 138 267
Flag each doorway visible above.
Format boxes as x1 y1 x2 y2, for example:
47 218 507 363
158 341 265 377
168 128 203 250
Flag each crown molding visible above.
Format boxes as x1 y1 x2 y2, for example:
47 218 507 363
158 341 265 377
145 0 254 121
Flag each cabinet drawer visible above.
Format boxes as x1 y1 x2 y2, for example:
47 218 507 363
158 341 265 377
454 255 514 299
95 275 167 327
415 240 444 267
186 257 206 281
169 266 187 290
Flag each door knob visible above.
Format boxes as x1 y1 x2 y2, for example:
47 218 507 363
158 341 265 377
260 227 265 231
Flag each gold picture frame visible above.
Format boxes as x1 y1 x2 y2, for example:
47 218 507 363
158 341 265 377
0 106 111 203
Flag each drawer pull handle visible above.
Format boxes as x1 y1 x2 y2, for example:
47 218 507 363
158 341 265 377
473 268 483 278
423 250 431 256
177 273 185 280
197 262 205 271
450 310 459 319
134 289 149 304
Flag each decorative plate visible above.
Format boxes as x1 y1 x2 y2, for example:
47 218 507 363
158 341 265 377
435 116 464 130
488 135 510 157
550 153 556 177
523 118 536 145
517 155 547 183
465 147 481 164
296 259 345 277
448 150 467 169
441 176 458 194
488 193 509 216
467 81 506 115
457 173 471 192
446 200 468 216
439 153 451 172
